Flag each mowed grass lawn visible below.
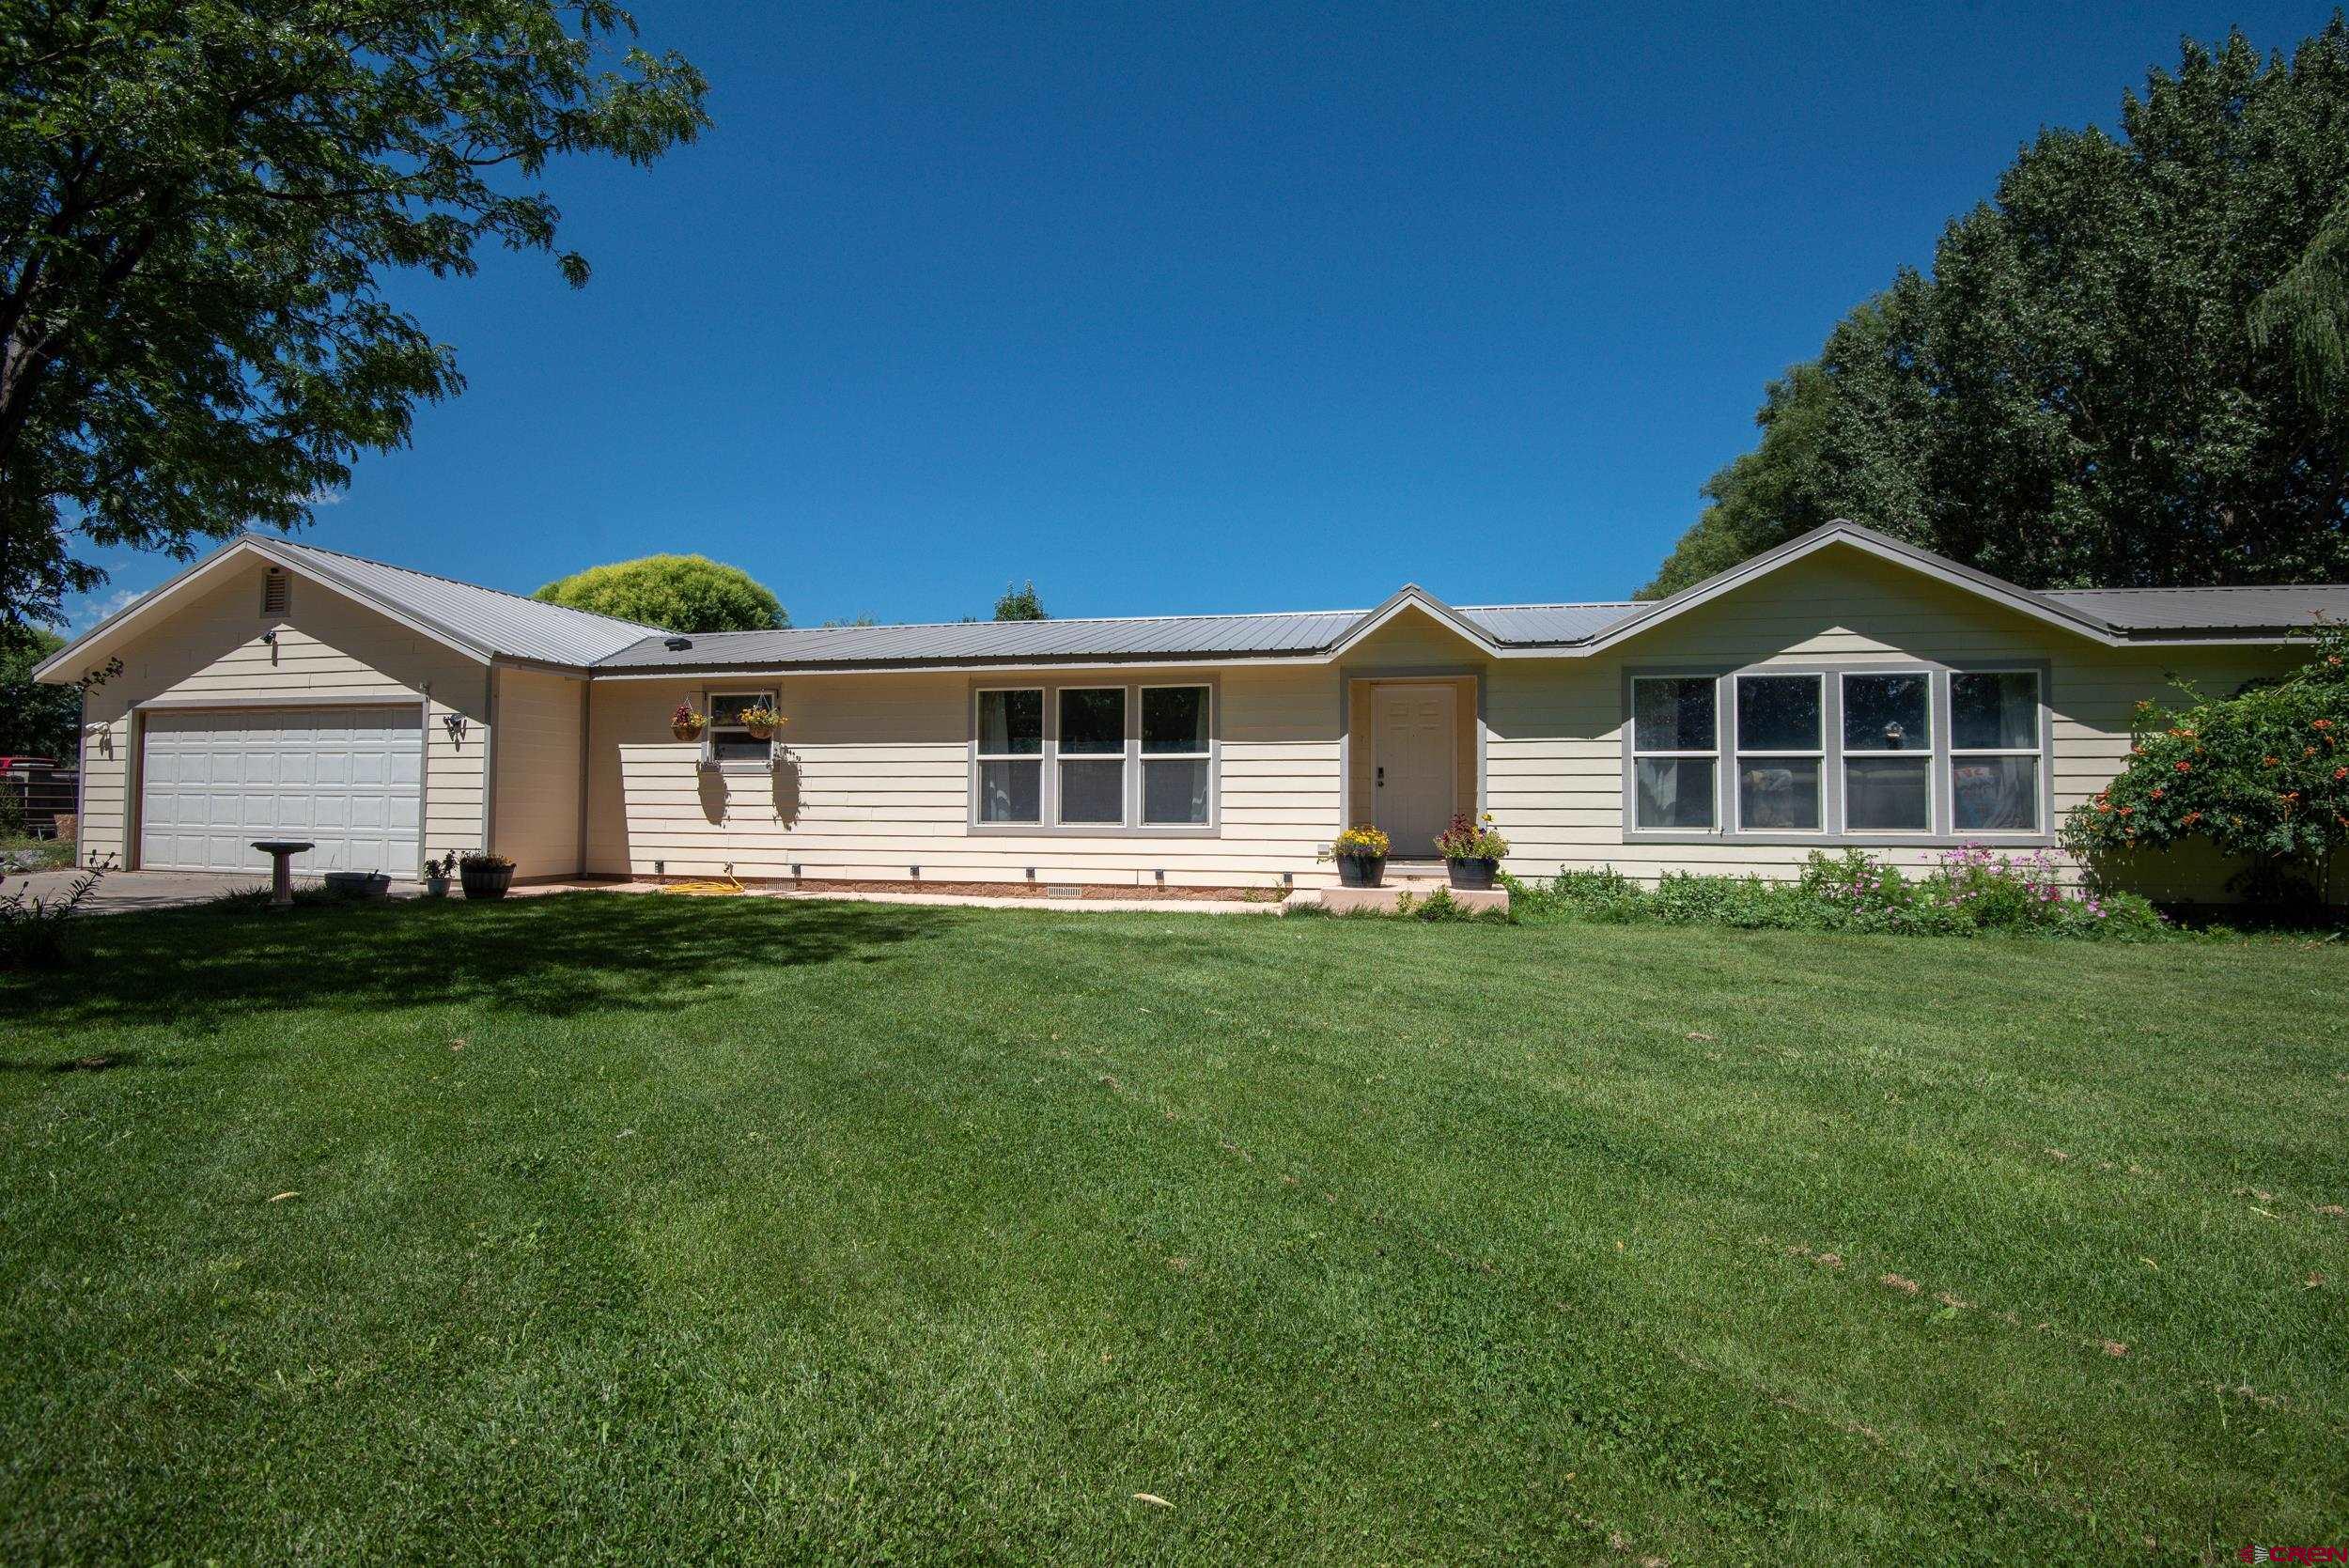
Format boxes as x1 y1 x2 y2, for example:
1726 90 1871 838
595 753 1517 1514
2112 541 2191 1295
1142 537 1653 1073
0 895 2342 1564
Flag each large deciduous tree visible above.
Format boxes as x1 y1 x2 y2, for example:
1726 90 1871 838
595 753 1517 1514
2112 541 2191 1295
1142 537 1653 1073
533 553 786 632
0 2 709 633
1642 23 2349 599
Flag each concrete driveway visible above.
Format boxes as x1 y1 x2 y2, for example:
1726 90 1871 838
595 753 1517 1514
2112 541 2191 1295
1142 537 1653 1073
1 867 405 913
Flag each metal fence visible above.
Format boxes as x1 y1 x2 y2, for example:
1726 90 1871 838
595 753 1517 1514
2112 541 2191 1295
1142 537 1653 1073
1 767 77 839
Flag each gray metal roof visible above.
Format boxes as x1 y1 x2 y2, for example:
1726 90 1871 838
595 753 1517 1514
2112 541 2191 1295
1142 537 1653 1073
2042 584 2349 631
591 600 1649 671
256 536 661 665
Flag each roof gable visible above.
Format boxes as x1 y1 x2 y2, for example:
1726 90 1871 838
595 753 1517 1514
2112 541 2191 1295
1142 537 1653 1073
34 534 659 681
1575 521 2123 654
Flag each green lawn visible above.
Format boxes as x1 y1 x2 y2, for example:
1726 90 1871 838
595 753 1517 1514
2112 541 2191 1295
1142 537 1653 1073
1 895 2342 1563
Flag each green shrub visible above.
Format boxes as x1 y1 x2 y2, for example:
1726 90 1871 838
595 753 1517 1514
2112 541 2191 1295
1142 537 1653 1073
1507 846 2175 941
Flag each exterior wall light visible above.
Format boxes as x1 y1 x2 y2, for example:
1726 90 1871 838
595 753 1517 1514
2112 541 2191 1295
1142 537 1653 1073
442 712 469 744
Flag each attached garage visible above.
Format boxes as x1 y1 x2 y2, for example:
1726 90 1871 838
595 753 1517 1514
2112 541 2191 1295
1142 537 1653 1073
139 706 425 877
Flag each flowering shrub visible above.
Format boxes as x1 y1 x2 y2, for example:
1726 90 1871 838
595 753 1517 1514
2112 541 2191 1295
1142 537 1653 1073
1433 812 1509 861
2061 619 2348 904
1326 824 1391 859
1509 845 2168 939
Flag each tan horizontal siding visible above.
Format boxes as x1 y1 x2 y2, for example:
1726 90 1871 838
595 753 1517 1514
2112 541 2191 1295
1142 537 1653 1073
587 666 1343 887
73 556 490 870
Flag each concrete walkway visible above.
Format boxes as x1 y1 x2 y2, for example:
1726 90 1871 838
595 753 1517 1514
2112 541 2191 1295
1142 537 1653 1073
2 867 1287 916
512 879 1290 915
0 867 418 913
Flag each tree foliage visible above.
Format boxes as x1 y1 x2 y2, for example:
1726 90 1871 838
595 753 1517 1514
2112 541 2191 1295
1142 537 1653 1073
992 581 1047 621
0 627 75 757
0 2 710 633
2061 622 2349 900
533 554 786 633
1643 23 2349 598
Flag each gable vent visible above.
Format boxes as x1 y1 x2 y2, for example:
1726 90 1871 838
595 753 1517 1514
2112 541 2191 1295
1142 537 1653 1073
261 568 290 617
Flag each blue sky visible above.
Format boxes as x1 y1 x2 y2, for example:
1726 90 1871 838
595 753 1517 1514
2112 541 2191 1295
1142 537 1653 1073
64 1 2347 630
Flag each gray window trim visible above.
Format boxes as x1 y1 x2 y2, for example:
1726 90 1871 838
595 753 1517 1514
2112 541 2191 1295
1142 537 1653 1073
1621 659 2055 847
1627 673 1721 831
1731 671 1827 835
1838 670 1937 837
968 676 1220 838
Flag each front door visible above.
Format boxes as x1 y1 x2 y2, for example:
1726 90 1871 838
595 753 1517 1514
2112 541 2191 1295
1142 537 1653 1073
1371 683 1456 856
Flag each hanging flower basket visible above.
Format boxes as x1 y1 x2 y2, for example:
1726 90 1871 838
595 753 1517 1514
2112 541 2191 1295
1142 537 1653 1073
670 704 705 743
737 705 786 741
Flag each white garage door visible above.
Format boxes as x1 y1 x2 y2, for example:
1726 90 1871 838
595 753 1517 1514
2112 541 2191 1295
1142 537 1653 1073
140 706 424 877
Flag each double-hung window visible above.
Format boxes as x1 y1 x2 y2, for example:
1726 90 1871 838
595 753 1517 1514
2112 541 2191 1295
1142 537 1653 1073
1841 672 1932 832
1734 675 1824 831
976 689 1044 823
1057 688 1127 824
708 691 777 768
1950 671 2043 832
1141 685 1212 826
1629 676 1719 830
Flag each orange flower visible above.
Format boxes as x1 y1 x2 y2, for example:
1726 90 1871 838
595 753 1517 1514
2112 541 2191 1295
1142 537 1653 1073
2174 761 2193 773
2316 718 2335 729
2180 811 2202 826
2336 768 2348 781
2263 756 2281 767
2150 787 2164 800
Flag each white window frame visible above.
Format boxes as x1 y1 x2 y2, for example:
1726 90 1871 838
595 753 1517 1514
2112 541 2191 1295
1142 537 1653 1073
1947 667 2046 836
1838 669 1935 837
704 690 778 771
1139 682 1214 829
1732 673 1826 834
1054 685 1128 828
1628 675 1719 831
973 686 1046 826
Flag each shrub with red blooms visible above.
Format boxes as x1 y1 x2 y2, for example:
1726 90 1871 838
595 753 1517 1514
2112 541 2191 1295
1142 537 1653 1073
2061 619 2349 901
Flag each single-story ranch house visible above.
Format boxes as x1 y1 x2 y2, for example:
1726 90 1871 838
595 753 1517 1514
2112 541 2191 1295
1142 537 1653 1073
34 520 2349 902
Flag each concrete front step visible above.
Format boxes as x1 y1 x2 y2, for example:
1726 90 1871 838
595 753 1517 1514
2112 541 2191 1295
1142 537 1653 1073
1313 879 1509 915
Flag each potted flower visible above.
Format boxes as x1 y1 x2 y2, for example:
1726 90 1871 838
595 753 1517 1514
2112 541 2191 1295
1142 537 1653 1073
737 704 786 740
671 704 706 743
459 850 516 900
1433 811 1509 891
1320 824 1392 887
422 851 457 898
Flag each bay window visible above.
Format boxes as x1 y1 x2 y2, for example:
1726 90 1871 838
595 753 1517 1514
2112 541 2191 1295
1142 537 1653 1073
1626 663 2048 841
971 680 1217 833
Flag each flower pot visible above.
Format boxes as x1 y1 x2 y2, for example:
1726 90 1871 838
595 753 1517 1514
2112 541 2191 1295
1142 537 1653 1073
324 870 391 899
1446 856 1498 892
459 862 515 899
745 722 775 740
672 722 704 743
1336 852 1386 888
424 874 451 898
